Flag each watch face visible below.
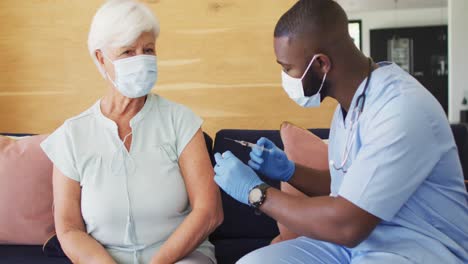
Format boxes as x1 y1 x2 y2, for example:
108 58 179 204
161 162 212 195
249 188 263 204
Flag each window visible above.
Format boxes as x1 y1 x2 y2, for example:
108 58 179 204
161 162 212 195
349 20 362 50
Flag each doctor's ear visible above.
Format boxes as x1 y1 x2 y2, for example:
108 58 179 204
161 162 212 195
315 54 332 74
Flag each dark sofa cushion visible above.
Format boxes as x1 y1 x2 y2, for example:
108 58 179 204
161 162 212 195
0 246 71 264
212 238 272 264
210 129 329 241
203 132 215 165
210 130 281 241
0 133 36 137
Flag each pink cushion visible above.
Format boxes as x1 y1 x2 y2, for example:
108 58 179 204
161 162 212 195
280 122 328 170
0 135 55 245
275 122 329 242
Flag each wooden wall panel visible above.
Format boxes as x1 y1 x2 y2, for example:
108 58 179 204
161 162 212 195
0 0 337 138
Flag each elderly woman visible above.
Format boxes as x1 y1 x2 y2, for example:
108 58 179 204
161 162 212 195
40 0 223 263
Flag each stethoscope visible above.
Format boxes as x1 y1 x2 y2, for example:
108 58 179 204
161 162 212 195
330 58 373 173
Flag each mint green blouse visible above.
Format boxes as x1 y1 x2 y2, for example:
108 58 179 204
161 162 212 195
41 94 215 264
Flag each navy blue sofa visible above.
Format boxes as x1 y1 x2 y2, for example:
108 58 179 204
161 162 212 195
1 125 467 264
208 128 330 264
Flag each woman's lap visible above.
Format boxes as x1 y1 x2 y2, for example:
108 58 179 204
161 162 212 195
175 250 214 264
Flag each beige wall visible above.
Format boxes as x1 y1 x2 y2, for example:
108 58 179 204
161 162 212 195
0 0 336 137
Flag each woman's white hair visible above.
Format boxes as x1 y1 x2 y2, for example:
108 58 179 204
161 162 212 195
88 0 160 77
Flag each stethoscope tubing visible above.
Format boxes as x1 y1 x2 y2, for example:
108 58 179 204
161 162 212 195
331 58 374 173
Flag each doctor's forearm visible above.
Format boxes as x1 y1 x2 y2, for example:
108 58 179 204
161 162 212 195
151 208 222 264
259 188 372 248
288 164 331 197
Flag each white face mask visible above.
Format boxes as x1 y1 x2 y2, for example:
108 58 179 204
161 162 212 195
104 54 158 98
281 54 328 108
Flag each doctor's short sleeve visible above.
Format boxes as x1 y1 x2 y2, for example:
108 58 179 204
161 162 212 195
40 122 80 182
172 104 203 157
338 97 441 221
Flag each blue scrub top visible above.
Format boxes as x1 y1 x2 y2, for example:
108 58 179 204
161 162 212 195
328 62 468 263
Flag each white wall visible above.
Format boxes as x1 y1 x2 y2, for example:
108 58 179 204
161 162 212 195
448 0 468 123
348 7 463 120
348 7 448 57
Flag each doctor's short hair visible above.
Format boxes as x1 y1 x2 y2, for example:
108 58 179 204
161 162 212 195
274 0 348 39
88 0 160 78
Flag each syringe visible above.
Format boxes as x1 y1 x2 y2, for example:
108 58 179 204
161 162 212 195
224 137 273 153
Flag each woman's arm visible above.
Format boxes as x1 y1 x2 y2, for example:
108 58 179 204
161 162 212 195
151 129 223 264
53 166 116 264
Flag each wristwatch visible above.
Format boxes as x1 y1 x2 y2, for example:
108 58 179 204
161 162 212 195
248 183 271 213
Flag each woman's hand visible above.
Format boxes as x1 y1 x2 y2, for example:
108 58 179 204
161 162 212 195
149 254 170 264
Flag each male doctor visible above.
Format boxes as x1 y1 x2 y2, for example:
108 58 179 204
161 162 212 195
214 0 468 263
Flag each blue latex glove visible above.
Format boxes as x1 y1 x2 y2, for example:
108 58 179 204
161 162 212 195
247 137 295 182
214 151 264 205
